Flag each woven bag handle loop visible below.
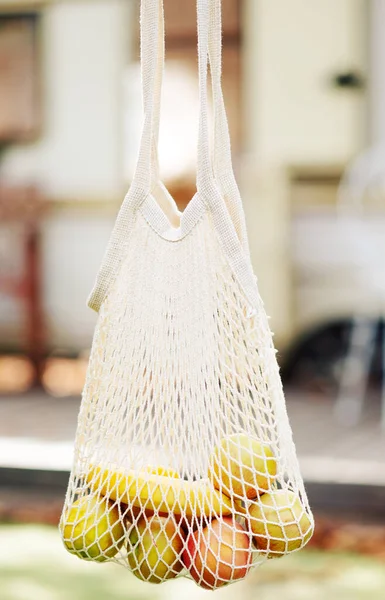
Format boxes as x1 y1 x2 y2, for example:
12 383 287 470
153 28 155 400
87 0 163 312
88 0 256 313
131 0 163 194
196 0 248 249
196 0 213 195
207 0 249 249
136 0 248 253
148 0 164 186
196 0 257 308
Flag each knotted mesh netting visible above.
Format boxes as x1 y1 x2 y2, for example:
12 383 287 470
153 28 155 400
59 0 314 590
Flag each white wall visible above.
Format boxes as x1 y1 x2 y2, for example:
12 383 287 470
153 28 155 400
369 0 385 143
244 0 367 165
0 0 132 198
0 0 133 350
242 0 368 345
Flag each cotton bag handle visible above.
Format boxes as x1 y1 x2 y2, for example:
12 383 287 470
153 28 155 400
196 0 248 246
138 0 248 251
207 0 249 249
196 0 257 306
135 0 248 251
88 0 256 313
132 0 164 194
87 0 163 312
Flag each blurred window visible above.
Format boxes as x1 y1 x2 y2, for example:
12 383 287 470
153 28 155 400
0 13 40 141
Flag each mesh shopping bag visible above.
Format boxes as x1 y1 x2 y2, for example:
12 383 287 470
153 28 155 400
60 0 314 590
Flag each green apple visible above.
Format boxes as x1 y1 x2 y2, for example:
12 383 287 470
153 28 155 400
209 433 277 500
61 495 125 561
249 489 313 557
127 515 185 584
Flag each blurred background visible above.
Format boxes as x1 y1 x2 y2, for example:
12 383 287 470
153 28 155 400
1 0 385 598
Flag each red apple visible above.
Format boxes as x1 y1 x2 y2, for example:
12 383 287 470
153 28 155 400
183 517 252 590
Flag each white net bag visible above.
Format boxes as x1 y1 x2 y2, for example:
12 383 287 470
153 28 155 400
60 0 314 590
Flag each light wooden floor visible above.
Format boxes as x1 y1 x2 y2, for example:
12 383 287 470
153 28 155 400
0 391 384 485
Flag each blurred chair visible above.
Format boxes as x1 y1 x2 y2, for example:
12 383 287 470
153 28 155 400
0 186 47 388
334 144 385 430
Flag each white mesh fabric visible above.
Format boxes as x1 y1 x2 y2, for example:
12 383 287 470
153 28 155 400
60 0 314 590
60 207 314 587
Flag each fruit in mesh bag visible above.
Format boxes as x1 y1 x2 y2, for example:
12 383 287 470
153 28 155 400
208 433 277 500
249 489 314 557
60 494 125 561
182 516 252 590
144 466 180 478
86 464 234 518
127 515 185 584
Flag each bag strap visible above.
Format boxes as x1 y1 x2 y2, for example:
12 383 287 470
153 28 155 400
207 0 249 250
141 0 249 253
196 0 214 196
88 0 164 312
196 0 248 245
143 0 248 247
196 0 257 307
132 0 164 194
143 0 247 247
88 0 256 313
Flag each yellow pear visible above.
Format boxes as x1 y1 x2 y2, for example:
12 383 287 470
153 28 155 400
249 489 313 557
208 433 277 500
127 515 185 584
60 495 125 561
